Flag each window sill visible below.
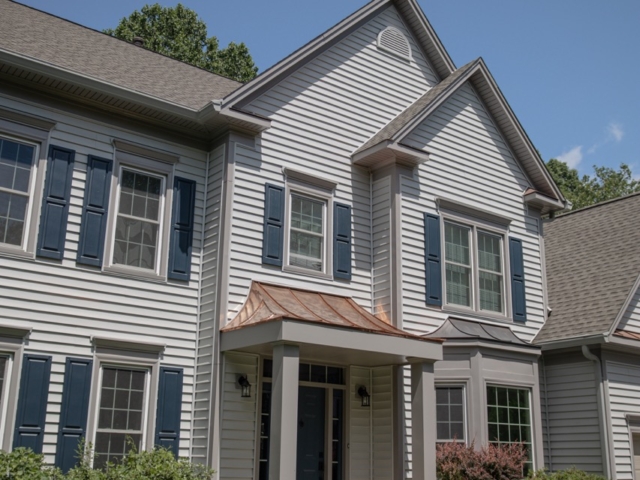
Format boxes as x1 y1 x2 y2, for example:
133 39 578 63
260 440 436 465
0 245 35 261
283 265 333 281
102 265 166 283
439 305 512 325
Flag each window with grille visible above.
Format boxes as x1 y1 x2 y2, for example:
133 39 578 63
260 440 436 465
436 386 465 442
287 192 327 273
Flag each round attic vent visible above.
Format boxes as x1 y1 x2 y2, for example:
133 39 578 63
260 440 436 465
377 26 411 60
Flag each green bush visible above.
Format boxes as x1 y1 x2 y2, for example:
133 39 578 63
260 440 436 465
0 446 214 480
527 468 607 480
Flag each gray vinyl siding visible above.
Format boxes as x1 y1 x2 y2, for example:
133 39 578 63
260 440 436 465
617 284 640 334
0 93 204 462
226 6 437 320
192 144 225 462
350 366 372 479
372 366 394 480
219 352 259 480
372 176 392 319
606 361 640 480
401 83 545 342
541 359 603 473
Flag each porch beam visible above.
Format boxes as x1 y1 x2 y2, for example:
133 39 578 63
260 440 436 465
269 343 300 479
411 360 437 480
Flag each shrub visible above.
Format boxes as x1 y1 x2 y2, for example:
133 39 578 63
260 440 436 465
0 447 62 479
437 441 527 480
527 468 607 480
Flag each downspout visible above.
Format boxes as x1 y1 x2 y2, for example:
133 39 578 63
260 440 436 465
190 150 210 460
541 355 552 471
582 345 613 478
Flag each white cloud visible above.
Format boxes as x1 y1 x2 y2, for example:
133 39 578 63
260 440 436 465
608 122 624 142
557 146 583 169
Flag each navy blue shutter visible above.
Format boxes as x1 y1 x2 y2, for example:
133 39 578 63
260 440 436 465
154 367 184 456
77 156 112 266
55 358 92 472
37 145 75 259
262 184 284 266
168 177 196 281
333 203 352 280
509 237 527 322
13 354 52 452
424 213 443 306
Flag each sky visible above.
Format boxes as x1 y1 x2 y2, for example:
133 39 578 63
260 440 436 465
16 0 640 179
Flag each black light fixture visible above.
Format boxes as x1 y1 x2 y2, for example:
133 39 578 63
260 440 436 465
358 386 370 407
238 375 252 398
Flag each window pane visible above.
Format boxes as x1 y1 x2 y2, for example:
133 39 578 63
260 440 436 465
291 196 323 234
436 387 465 441
0 139 33 248
289 195 325 271
479 271 503 312
478 232 502 273
445 223 470 265
446 263 471 307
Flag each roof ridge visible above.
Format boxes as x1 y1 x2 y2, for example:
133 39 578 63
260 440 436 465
8 0 244 87
551 191 640 220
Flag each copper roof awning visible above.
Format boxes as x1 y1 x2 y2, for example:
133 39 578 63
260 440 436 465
220 282 442 367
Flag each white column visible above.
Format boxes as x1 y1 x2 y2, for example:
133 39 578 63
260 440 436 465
411 361 437 480
269 343 300 479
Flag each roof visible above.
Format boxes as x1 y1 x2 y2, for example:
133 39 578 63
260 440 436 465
222 282 439 343
424 317 531 346
535 193 640 344
352 57 564 203
0 0 241 110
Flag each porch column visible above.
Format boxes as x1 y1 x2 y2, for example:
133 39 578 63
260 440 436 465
269 343 300 479
411 360 437 480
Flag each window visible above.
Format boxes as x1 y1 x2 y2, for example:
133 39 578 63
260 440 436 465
0 136 37 249
444 220 505 315
103 147 175 279
436 386 465 442
113 168 164 271
94 366 148 468
288 194 326 272
487 385 532 473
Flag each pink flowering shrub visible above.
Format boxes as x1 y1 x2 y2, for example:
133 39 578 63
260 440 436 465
437 441 528 480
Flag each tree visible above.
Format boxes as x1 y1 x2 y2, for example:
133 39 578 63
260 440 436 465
546 159 640 210
104 4 258 82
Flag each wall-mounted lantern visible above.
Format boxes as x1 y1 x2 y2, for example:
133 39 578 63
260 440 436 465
238 375 252 398
358 386 370 407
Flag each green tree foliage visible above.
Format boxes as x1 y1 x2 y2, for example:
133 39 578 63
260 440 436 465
546 159 640 210
104 4 258 82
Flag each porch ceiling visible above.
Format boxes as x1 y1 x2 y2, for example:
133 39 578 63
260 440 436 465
220 282 443 366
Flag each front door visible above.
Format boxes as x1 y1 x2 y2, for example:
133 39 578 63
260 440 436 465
297 386 326 480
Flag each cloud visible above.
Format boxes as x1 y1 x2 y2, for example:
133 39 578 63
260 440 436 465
608 122 624 142
557 146 583 169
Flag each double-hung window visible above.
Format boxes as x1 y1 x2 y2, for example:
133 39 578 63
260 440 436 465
444 220 506 315
0 136 37 250
288 193 327 272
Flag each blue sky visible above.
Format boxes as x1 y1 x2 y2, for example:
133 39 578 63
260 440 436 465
18 0 640 178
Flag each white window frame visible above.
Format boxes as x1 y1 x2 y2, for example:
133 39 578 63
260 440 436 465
0 110 54 259
103 150 174 281
86 343 162 467
441 211 511 320
435 383 468 443
283 177 335 280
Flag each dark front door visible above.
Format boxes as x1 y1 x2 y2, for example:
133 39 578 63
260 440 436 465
297 386 326 480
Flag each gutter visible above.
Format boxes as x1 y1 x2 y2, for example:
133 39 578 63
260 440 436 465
581 345 613 479
535 334 606 351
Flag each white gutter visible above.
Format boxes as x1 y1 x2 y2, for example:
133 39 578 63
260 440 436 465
581 345 613 478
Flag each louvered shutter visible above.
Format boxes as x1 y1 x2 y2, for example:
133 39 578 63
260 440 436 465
333 203 352 280
262 184 285 266
154 367 183 456
37 145 75 259
55 358 92 472
13 354 52 452
424 213 443 306
168 177 196 281
77 156 112 266
509 237 527 322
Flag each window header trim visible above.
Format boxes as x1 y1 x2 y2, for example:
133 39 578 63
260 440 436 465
113 139 179 165
437 197 511 228
283 167 337 192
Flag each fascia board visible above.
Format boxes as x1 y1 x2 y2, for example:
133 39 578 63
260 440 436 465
0 48 202 120
221 0 390 109
607 273 640 337
536 334 606 351
523 191 566 211
471 59 565 202
439 339 540 356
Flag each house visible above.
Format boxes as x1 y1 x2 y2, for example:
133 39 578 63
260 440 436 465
537 193 640 480
0 0 571 478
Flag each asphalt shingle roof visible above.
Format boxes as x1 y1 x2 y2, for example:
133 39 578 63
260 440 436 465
0 0 242 110
535 193 640 343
